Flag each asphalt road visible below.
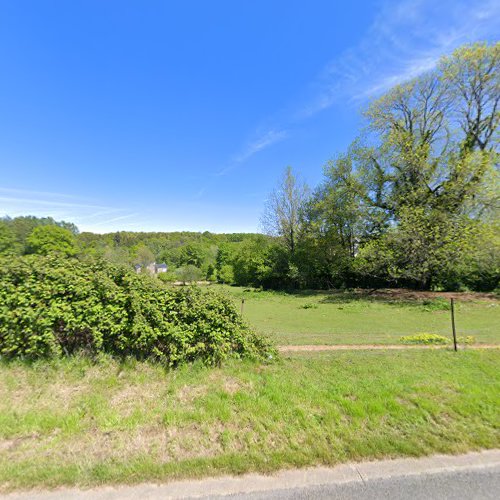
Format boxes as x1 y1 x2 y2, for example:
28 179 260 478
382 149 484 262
220 466 500 499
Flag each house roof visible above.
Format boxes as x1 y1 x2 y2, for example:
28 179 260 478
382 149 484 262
156 263 167 268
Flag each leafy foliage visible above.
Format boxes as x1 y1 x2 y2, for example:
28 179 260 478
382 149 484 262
26 225 78 257
0 221 18 255
176 264 203 284
419 298 450 311
400 334 450 345
400 333 476 345
0 255 274 365
300 302 318 309
262 42 500 291
458 336 476 345
218 264 234 284
1 215 78 253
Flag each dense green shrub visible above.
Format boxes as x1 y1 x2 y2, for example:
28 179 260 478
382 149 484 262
0 255 274 365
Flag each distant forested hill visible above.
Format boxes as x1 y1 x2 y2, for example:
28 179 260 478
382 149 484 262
0 215 275 285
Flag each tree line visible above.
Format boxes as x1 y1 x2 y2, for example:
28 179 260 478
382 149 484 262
0 214 272 284
260 42 499 291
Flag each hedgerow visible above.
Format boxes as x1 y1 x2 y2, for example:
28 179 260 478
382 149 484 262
0 255 274 365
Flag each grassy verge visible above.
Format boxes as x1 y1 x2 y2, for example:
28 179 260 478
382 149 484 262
1 350 499 491
216 286 500 345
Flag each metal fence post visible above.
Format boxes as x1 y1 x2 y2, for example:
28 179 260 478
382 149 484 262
451 298 457 352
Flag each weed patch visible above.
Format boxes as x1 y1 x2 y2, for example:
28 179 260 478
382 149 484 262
400 334 450 345
300 303 318 310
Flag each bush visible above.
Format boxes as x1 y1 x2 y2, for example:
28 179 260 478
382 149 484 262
157 270 177 283
400 333 450 345
0 255 274 365
300 303 318 309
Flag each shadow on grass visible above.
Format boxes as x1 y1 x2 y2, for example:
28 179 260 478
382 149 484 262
238 286 456 309
0 352 172 375
317 291 451 310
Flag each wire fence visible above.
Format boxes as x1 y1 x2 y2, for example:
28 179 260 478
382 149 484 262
234 291 499 349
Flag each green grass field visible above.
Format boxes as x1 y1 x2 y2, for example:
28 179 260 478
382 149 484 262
1 350 499 491
217 286 500 345
1 286 498 491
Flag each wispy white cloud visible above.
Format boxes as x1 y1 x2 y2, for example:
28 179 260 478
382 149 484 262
216 128 288 176
0 187 95 201
298 0 500 115
0 195 110 210
89 213 140 227
191 186 208 200
196 0 497 196
75 209 126 221
354 55 439 101
0 188 140 233
233 129 288 163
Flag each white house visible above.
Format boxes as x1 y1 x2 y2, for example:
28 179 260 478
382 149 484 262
135 262 168 275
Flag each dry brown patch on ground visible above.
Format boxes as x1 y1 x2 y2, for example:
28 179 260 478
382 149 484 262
205 372 254 394
0 378 87 414
175 384 208 407
0 433 41 453
110 380 168 417
0 431 61 462
0 422 230 465
218 376 252 395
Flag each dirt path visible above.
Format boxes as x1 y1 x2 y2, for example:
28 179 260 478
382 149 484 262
279 344 500 352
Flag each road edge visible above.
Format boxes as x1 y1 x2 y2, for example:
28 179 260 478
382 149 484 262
3 449 500 499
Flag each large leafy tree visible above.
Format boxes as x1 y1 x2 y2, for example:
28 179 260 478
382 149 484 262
358 44 498 288
0 221 19 255
134 245 155 268
360 42 499 217
1 215 78 253
298 42 499 290
26 225 78 257
300 151 368 287
176 264 203 284
215 243 233 281
179 243 204 268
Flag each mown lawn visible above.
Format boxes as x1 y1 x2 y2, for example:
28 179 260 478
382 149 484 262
217 286 500 345
1 350 499 491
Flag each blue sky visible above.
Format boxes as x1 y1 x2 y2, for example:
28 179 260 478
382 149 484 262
1 0 498 233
